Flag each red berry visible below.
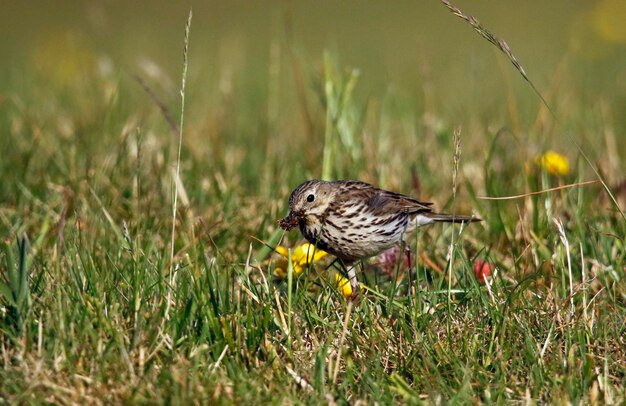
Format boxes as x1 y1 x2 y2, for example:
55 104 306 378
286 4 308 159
473 260 491 284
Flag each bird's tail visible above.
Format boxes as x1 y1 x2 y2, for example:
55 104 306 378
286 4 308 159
410 212 481 229
427 213 481 223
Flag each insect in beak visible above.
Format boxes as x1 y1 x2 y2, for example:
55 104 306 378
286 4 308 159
278 211 301 231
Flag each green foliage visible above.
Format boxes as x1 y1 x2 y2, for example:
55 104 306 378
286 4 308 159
0 235 31 339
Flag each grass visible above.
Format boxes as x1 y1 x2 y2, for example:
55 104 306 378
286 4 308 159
1 2 626 404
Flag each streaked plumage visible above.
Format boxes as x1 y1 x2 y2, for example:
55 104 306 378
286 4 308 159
279 179 480 293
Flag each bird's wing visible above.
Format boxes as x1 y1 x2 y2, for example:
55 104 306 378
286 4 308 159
331 180 433 216
365 189 433 216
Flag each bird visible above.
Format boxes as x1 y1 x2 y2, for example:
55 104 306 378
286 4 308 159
278 179 480 295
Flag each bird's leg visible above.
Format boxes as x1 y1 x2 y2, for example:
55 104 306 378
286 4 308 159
348 266 358 292
343 261 360 300
403 243 414 296
404 245 413 269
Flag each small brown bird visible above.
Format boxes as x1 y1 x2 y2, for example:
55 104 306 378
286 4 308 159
279 179 480 293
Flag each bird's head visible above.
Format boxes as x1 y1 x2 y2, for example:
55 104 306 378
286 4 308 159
279 180 335 231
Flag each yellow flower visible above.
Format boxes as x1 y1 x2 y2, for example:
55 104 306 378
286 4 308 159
536 150 569 176
32 30 97 86
335 273 354 298
592 0 626 44
273 243 327 278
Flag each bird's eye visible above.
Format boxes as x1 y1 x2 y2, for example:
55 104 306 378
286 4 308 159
306 194 315 202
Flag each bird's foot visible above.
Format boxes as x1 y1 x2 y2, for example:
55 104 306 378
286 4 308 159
349 283 361 302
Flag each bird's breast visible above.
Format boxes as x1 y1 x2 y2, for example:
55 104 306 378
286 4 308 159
314 210 410 260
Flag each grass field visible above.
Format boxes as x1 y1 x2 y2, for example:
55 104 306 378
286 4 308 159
1 1 625 404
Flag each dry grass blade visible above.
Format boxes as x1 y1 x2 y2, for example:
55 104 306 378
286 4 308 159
447 127 462 306
478 180 600 200
285 366 313 391
439 0 552 115
332 301 353 385
553 218 575 321
165 8 192 321
132 73 180 137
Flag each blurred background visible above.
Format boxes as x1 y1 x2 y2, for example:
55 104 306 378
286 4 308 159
3 1 625 104
1 0 625 199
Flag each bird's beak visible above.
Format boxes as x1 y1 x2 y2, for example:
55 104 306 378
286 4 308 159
278 210 301 231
